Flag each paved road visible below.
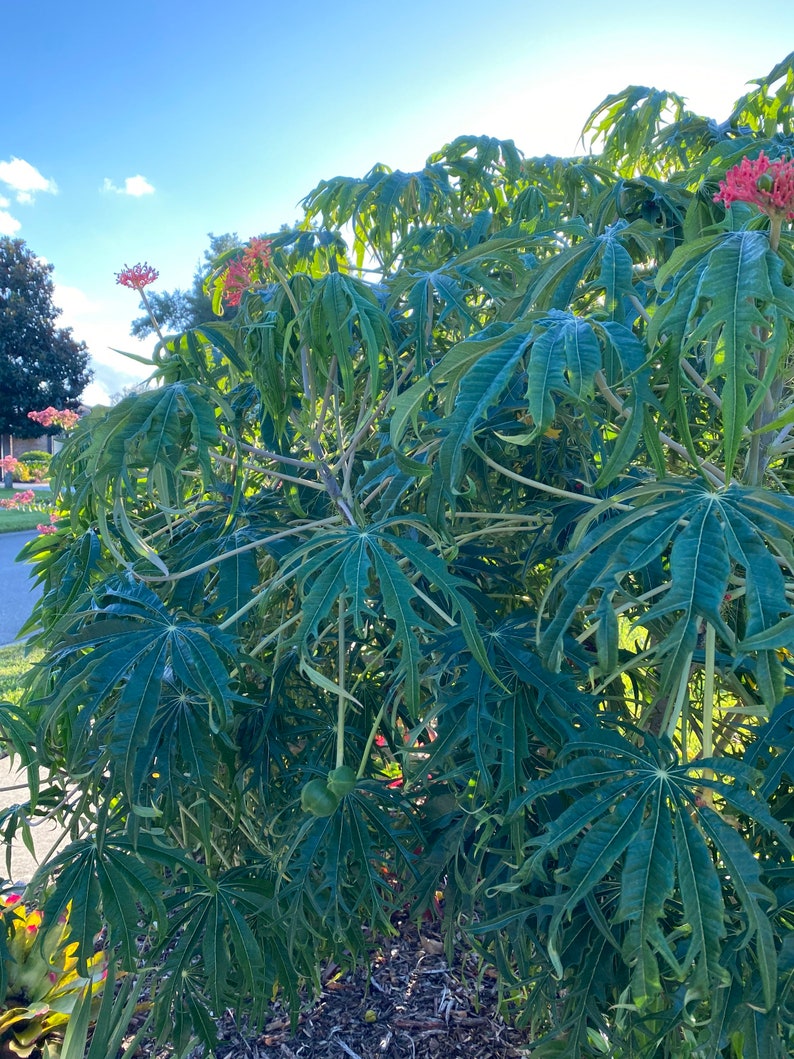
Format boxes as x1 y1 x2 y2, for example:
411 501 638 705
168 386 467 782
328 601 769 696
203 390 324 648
0 530 50 883
0 756 58 886
0 531 39 647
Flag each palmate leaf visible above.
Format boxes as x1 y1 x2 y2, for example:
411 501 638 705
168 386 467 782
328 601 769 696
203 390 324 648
519 220 644 314
502 726 790 1002
276 784 421 965
19 528 103 638
75 382 221 504
148 870 272 1047
581 86 687 174
29 578 241 800
304 271 395 401
283 520 492 715
540 479 793 705
417 613 597 796
526 311 601 431
303 164 454 265
389 265 479 362
36 836 165 978
650 230 794 479
434 311 608 486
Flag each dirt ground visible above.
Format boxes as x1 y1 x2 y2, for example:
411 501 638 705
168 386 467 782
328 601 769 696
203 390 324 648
138 916 536 1059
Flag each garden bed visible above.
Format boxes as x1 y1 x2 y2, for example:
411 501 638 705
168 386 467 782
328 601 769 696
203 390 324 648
136 917 533 1059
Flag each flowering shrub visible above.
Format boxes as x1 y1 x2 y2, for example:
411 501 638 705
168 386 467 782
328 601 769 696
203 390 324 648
0 491 36 509
0 458 19 477
714 150 794 220
0 895 106 1058
27 408 79 432
36 513 58 536
218 237 272 305
12 54 794 1059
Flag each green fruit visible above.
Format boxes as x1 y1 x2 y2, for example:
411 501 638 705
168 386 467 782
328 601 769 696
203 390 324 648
757 172 774 192
300 778 339 817
327 765 357 798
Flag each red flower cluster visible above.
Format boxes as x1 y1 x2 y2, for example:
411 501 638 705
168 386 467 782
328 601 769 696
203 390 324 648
116 262 159 290
714 151 794 220
28 406 80 430
221 237 273 306
221 259 252 307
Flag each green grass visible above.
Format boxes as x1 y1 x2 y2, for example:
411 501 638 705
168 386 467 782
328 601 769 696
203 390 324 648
0 643 42 705
0 489 53 533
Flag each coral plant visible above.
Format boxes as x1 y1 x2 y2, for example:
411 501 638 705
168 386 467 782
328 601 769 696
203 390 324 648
0 896 105 1059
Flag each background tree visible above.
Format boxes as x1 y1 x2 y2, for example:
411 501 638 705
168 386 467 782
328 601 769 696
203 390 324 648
0 238 92 435
6 53 794 1059
129 232 241 338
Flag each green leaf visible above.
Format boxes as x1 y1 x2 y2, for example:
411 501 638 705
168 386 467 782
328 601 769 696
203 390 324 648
673 807 728 994
616 793 675 1004
439 330 532 486
650 231 794 478
527 311 601 432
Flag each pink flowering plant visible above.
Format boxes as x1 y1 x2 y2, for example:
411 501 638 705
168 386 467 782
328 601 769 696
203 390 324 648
714 149 794 247
0 490 36 509
115 262 167 346
8 53 794 1059
27 408 80 432
215 237 273 306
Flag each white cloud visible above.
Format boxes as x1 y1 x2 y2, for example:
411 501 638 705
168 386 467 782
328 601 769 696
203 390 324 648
54 283 101 319
52 276 154 405
0 210 21 235
0 157 58 202
102 174 155 197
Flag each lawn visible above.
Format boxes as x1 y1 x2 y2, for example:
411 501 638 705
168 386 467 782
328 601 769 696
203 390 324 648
0 488 53 533
0 642 43 705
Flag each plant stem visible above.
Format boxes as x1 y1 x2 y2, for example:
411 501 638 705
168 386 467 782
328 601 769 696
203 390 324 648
138 286 168 347
357 702 387 780
701 621 716 806
336 596 346 769
664 649 694 740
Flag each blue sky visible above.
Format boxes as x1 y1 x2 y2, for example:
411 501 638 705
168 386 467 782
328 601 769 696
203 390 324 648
3 1 794 402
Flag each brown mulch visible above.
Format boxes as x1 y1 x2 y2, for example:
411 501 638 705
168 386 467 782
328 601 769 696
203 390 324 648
138 916 535 1059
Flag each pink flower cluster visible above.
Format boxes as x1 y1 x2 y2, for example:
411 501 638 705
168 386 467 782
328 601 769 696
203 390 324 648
0 490 35 508
714 151 794 220
0 456 18 474
221 237 273 306
37 512 58 535
28 406 79 430
116 262 159 291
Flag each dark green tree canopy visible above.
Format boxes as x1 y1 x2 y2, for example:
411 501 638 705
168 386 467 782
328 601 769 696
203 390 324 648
0 238 92 435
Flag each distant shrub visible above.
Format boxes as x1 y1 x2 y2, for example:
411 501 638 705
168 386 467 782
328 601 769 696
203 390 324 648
17 450 51 464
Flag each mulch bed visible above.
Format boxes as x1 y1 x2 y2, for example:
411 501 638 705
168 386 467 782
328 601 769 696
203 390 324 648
138 916 535 1059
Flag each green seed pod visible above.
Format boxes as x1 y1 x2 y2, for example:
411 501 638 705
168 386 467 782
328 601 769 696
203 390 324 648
757 172 774 192
327 765 357 798
300 777 339 817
